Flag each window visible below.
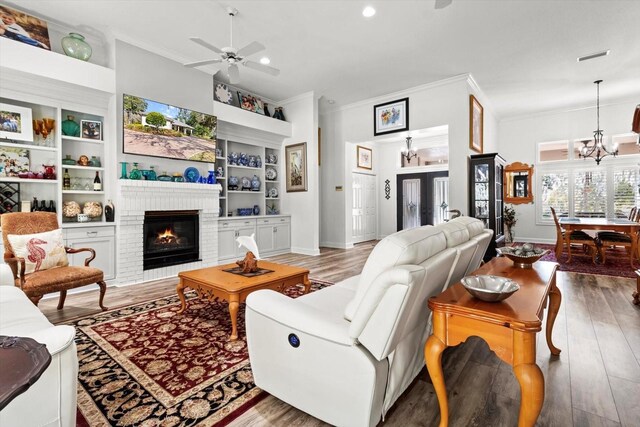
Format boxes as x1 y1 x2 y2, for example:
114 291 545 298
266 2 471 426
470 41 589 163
536 134 640 224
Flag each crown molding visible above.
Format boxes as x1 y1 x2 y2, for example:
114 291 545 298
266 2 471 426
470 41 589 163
279 91 315 105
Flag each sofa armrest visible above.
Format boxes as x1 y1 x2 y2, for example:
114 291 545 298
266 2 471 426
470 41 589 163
18 325 76 356
246 290 354 346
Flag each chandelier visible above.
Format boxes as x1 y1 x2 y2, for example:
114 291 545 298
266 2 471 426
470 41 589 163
401 136 417 163
578 80 618 165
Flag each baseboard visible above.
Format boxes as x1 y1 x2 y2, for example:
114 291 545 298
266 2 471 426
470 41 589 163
291 247 321 256
320 241 352 249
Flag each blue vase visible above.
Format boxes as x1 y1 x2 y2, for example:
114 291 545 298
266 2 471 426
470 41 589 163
228 176 239 190
253 204 260 215
251 175 261 191
207 170 216 184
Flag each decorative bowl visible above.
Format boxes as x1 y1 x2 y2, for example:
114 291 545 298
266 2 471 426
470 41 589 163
461 275 520 302
497 244 550 268
237 208 253 216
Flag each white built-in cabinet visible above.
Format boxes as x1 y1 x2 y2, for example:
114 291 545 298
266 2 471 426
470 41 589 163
218 216 291 263
63 226 116 280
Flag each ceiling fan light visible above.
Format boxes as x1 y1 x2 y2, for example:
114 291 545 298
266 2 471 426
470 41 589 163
259 57 270 65
362 6 376 17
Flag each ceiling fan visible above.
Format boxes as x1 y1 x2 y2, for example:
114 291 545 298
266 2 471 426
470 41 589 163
184 6 280 84
435 0 453 9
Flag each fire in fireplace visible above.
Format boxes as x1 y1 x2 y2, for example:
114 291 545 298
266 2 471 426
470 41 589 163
143 210 200 270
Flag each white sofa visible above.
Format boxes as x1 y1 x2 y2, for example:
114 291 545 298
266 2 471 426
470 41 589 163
246 216 492 427
0 281 78 427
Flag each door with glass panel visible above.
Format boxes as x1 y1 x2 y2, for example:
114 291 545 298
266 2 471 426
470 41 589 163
352 173 377 243
396 171 449 231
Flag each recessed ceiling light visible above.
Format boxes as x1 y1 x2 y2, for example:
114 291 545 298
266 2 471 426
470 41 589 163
260 57 271 65
362 6 376 18
328 99 335 104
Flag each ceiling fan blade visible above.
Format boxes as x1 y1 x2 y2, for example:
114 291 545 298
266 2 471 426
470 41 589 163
236 41 265 58
244 60 280 76
189 37 224 54
183 58 223 68
434 0 453 9
228 63 240 84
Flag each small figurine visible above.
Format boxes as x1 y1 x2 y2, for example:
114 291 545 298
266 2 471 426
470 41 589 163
236 251 258 273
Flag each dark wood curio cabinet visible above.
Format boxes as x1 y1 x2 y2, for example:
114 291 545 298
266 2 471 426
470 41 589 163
469 153 506 261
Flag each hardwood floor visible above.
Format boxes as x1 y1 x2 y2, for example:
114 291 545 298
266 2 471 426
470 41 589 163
39 241 640 427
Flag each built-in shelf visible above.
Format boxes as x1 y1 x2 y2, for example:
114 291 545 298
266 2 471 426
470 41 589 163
63 190 104 194
265 197 280 200
62 221 113 228
0 141 57 152
216 177 226 180
264 163 279 166
216 157 226 162
228 165 262 171
0 177 58 184
61 136 104 144
214 100 292 138
265 180 279 183
62 165 105 172
227 190 263 194
219 197 226 199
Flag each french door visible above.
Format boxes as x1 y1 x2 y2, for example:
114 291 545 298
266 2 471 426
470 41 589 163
396 171 449 231
352 173 377 243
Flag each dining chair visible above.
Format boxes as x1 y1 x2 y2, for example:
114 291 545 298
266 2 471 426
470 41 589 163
596 207 639 267
550 207 599 264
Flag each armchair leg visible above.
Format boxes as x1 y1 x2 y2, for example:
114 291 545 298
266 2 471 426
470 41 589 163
57 290 67 310
28 294 43 306
97 281 108 311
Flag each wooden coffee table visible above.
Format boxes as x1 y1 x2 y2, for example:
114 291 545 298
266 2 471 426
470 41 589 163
425 257 560 427
177 261 311 340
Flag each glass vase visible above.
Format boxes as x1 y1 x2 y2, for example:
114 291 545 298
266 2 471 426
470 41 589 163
120 162 128 179
61 33 92 61
129 162 142 180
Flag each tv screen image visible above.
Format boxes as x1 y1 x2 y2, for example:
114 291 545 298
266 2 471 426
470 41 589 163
123 94 216 162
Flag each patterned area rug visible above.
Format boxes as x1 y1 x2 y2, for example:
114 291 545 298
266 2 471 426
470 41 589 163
516 242 636 278
72 279 333 426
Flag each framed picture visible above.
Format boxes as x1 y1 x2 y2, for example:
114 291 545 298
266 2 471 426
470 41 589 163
0 147 30 177
357 145 372 169
0 5 50 50
469 95 483 153
81 120 102 140
285 142 307 192
0 103 34 142
237 91 255 112
373 97 409 136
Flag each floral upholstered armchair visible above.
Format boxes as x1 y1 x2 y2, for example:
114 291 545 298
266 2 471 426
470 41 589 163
1 212 107 310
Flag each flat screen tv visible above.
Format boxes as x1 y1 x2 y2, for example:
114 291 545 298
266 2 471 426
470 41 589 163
123 94 216 162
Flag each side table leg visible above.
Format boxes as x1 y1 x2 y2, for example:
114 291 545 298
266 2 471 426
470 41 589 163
546 279 562 356
513 331 544 427
303 273 311 294
176 279 188 314
425 334 449 427
229 294 240 341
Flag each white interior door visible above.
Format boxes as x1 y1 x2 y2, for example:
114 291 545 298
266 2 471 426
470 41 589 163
352 173 377 243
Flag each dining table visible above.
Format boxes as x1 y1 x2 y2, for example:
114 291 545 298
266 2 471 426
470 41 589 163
558 217 640 268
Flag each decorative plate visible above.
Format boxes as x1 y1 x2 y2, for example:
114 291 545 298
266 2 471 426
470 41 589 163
241 176 252 190
266 167 277 181
215 83 233 104
183 167 200 183
268 187 278 198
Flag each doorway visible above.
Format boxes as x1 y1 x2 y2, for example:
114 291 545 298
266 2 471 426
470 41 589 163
352 173 377 243
396 171 448 231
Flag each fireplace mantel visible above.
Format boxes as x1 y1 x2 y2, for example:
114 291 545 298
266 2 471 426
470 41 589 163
116 180 221 285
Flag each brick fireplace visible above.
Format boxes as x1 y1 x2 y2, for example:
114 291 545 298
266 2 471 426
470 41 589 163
117 180 220 285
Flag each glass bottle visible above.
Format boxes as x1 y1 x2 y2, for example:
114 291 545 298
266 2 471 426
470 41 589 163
120 162 128 179
31 197 38 212
91 156 101 167
63 169 71 190
93 171 102 191
147 165 157 181
105 199 115 222
39 200 47 211
61 33 92 61
129 162 142 180
48 200 56 213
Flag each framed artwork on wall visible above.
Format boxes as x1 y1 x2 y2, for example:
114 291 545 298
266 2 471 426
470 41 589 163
81 119 102 140
0 147 30 177
373 97 409 136
469 95 483 153
0 103 34 142
357 145 372 169
285 142 307 192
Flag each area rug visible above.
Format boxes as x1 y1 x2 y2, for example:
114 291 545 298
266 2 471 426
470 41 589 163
516 242 636 278
71 279 333 426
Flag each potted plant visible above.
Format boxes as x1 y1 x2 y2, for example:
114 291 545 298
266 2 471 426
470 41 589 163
504 204 517 243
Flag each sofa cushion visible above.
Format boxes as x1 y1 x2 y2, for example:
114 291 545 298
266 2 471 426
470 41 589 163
344 226 446 321
7 229 68 275
449 216 486 238
436 221 470 248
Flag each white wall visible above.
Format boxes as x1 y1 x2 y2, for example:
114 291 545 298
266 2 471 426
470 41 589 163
115 40 216 175
498 98 639 242
320 74 498 247
280 92 320 255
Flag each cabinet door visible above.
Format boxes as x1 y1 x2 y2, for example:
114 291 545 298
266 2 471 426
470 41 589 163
218 228 237 260
274 224 290 251
257 225 275 253
236 226 256 257
66 236 115 280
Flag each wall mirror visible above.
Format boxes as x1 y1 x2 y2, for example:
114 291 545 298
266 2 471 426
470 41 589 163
504 162 534 204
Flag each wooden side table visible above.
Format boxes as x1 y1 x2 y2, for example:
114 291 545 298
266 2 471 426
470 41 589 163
424 258 560 427
0 336 51 410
